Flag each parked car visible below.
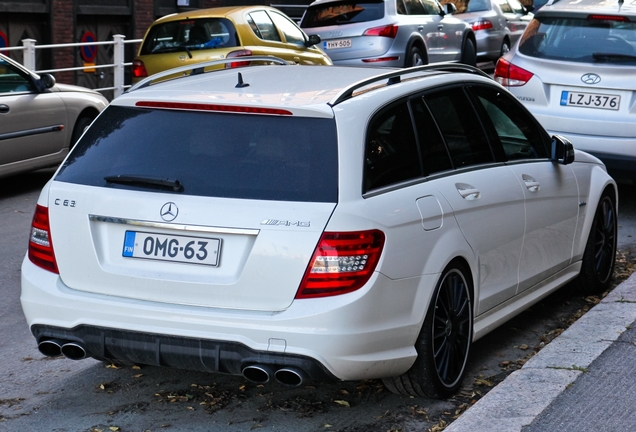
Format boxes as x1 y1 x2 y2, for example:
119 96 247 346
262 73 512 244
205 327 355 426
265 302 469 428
0 53 108 179
494 0 636 181
22 58 617 399
299 0 477 67
132 6 331 84
454 0 532 61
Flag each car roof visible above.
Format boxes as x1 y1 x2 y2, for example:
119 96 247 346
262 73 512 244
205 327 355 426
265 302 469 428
152 5 281 24
116 63 492 118
539 0 636 16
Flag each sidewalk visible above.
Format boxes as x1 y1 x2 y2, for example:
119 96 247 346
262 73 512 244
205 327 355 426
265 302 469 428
446 272 636 432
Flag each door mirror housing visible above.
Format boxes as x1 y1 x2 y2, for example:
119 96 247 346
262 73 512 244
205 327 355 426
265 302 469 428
443 3 457 15
551 135 575 165
305 34 321 47
37 73 56 91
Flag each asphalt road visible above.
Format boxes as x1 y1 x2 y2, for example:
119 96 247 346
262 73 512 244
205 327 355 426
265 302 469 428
1 169 634 432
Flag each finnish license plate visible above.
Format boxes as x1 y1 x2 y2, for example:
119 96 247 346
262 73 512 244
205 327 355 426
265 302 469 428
560 91 620 110
324 39 352 49
122 231 220 266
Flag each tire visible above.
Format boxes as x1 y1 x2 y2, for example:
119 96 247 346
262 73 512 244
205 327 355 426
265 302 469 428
70 114 95 149
575 190 617 294
499 39 510 58
383 261 473 398
405 45 426 68
460 37 477 66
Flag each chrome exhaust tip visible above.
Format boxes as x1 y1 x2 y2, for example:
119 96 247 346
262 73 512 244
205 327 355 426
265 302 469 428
274 367 305 387
241 364 273 384
60 342 87 360
38 339 64 357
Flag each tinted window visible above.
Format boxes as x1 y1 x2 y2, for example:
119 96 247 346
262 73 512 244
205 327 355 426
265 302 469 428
364 101 422 192
247 11 282 42
404 0 426 15
0 59 34 93
410 97 453 175
519 16 636 64
467 0 491 13
269 10 306 44
420 0 442 15
139 18 238 55
424 88 494 168
301 0 385 28
55 106 338 203
469 86 548 161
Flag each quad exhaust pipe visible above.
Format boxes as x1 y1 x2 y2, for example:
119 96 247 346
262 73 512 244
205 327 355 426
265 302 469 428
38 339 87 360
241 364 306 387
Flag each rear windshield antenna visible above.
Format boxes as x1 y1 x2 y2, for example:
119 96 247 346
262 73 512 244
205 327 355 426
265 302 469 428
236 72 249 88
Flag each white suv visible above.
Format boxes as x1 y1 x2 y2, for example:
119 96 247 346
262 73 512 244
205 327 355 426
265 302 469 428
22 58 617 398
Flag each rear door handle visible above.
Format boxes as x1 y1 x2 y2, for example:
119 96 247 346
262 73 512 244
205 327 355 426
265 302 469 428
522 175 540 192
418 26 425 31
0 104 9 114
457 184 480 200
438 25 444 31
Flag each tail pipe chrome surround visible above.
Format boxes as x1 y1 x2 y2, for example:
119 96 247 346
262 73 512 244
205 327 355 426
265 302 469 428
274 367 306 387
60 342 87 360
241 364 274 384
38 339 64 357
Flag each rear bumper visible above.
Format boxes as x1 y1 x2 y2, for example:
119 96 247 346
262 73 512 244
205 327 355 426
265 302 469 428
21 255 435 382
31 323 336 382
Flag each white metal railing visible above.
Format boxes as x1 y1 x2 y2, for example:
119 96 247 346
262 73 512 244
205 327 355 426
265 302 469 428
8 35 142 99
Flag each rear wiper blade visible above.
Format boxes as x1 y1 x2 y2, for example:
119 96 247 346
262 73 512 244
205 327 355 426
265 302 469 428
593 52 636 62
104 174 184 192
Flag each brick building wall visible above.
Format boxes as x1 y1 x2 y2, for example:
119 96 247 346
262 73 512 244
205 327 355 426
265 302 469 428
51 0 74 84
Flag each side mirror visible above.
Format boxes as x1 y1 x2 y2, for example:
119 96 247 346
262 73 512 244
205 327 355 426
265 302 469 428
443 3 457 15
305 34 321 47
38 73 56 90
551 135 575 165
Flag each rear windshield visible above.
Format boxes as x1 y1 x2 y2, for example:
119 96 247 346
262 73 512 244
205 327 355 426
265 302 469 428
55 106 339 203
301 0 385 28
139 18 239 55
519 16 636 64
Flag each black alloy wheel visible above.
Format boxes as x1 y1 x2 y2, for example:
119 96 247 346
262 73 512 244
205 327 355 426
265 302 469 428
576 190 617 293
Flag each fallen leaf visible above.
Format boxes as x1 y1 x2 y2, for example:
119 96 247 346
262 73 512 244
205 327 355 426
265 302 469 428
334 400 350 407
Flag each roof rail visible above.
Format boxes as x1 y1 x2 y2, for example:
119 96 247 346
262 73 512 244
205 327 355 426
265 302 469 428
328 62 490 107
128 56 289 93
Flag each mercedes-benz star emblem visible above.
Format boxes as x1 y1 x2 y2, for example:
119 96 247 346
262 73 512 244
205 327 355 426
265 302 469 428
160 202 178 222
581 73 601 85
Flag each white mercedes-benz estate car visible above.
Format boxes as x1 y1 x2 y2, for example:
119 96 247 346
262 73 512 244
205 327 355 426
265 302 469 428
21 58 617 398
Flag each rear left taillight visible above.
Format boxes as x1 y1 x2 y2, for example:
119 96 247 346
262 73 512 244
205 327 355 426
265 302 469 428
132 59 148 79
363 24 399 38
28 204 58 274
226 49 253 68
296 230 385 299
471 20 493 31
494 57 534 86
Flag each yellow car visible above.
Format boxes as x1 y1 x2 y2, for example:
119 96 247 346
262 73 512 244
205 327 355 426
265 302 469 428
132 6 332 83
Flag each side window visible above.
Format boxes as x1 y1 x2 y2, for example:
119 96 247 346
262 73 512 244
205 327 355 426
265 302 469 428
421 0 442 14
247 11 282 42
404 0 426 15
469 86 548 161
423 87 494 168
269 11 306 45
410 97 453 175
397 0 407 14
364 101 422 192
0 60 34 94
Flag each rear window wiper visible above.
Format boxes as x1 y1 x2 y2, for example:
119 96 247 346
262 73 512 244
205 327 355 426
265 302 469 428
105 174 184 192
593 52 636 62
